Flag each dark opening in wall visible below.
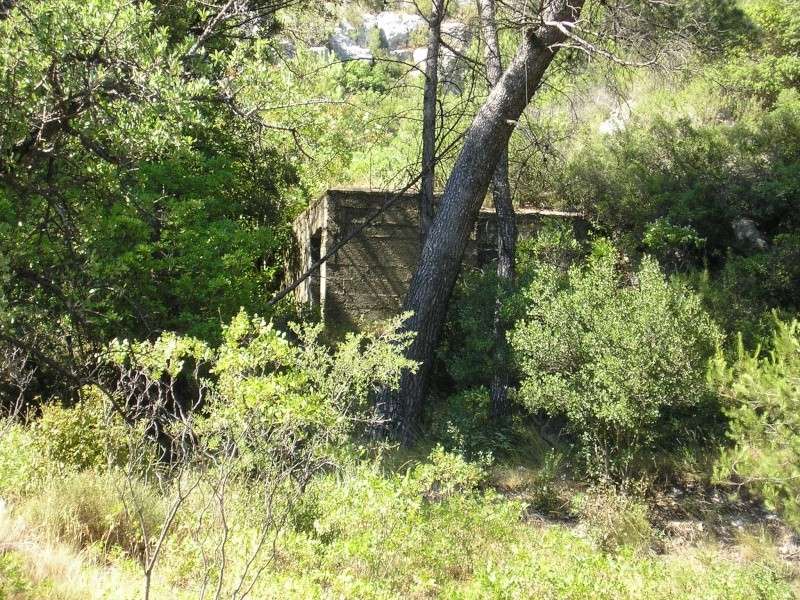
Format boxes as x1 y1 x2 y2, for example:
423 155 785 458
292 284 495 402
309 229 322 308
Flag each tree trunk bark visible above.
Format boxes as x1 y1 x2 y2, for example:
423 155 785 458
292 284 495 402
420 0 445 240
379 0 585 444
478 0 517 420
0 0 16 19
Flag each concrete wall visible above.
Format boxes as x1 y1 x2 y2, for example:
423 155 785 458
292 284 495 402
474 208 591 265
325 189 423 327
289 189 587 327
289 193 327 307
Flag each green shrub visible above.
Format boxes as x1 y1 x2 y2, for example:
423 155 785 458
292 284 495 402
642 217 705 272
439 223 585 391
511 246 722 477
553 86 800 265
0 552 30 597
192 311 416 475
411 445 488 501
712 317 800 528
34 387 126 470
438 270 505 390
515 222 586 280
712 234 800 344
429 388 519 459
0 423 47 499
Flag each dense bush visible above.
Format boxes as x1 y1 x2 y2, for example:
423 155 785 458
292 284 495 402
0 0 306 351
711 234 800 343
104 310 416 482
720 0 800 103
559 89 800 265
428 388 517 459
712 318 800 529
511 245 722 476
34 387 126 470
439 223 586 392
0 423 46 499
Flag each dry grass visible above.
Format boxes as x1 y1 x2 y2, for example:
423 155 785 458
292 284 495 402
0 499 183 600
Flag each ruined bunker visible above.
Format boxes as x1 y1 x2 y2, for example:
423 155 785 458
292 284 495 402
288 189 587 327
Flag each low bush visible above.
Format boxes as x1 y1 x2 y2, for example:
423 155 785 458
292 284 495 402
710 234 800 344
0 551 29 597
0 423 47 499
34 386 127 470
439 222 586 393
511 244 722 477
712 317 800 529
429 388 517 459
575 485 654 553
411 445 488 501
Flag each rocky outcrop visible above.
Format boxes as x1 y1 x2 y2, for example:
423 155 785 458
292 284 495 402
363 12 425 50
328 32 373 60
733 218 768 251
328 20 373 60
320 9 471 83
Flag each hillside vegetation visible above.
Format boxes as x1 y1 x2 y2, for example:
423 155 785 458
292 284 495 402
1 0 799 598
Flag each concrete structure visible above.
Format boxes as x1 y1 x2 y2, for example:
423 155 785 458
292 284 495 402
288 189 586 327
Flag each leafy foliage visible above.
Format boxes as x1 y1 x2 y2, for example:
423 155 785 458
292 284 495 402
439 223 586 391
559 89 800 265
194 311 416 473
0 0 307 388
34 386 126 470
511 245 722 475
712 317 800 528
428 387 513 459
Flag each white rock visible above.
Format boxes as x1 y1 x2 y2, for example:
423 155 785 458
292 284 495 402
363 11 425 50
277 38 296 59
441 19 471 47
328 30 373 61
599 104 633 135
391 48 414 62
732 218 768 250
308 45 330 59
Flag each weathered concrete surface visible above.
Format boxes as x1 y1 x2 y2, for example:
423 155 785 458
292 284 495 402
289 193 327 308
288 189 586 327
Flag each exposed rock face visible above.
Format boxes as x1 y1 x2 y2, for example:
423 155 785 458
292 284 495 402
441 19 471 47
321 9 470 81
363 11 425 50
391 48 414 62
438 19 472 87
412 47 428 67
308 46 330 59
598 105 632 135
733 218 768 251
278 39 296 59
328 22 373 60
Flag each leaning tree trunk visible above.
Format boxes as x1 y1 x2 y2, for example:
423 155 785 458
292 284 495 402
478 0 517 420
377 0 585 444
420 0 445 240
